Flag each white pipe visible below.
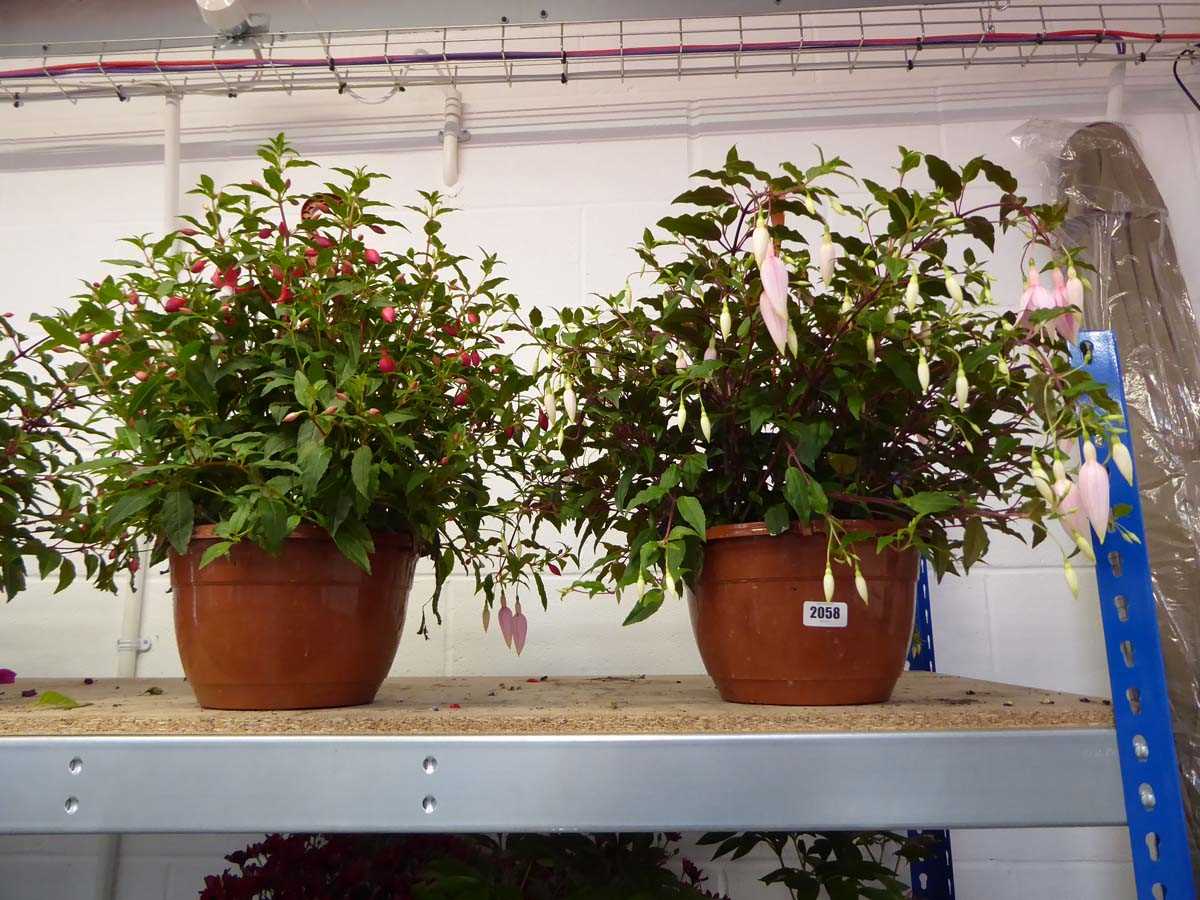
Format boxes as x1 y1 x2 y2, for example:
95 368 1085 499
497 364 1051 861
442 93 462 187
1106 61 1126 122
163 93 182 234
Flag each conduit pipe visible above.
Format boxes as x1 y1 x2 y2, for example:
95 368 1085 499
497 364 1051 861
1106 61 1127 122
441 92 465 187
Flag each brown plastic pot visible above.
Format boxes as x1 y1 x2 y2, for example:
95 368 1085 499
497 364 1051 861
688 521 918 706
171 525 417 710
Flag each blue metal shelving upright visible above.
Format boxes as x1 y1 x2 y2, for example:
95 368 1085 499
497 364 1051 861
910 330 1194 900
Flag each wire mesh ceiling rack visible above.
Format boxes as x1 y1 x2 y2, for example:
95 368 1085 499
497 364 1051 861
2 1 1199 106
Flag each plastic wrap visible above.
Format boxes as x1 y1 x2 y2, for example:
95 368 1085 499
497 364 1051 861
1014 118 1200 871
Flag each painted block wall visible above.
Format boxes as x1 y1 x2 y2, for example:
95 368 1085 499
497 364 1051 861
3 37 1200 899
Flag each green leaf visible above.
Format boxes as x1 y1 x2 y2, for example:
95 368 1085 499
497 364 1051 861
332 519 374 573
626 483 667 510
199 541 234 569
903 491 960 516
298 443 332 496
925 154 963 200
962 517 989 569
656 214 721 242
764 503 790 536
784 467 810 520
671 185 736 207
293 370 313 407
351 445 373 497
675 496 706 539
103 489 159 529
159 489 194 555
750 406 772 435
34 691 90 710
622 588 664 625
55 559 75 594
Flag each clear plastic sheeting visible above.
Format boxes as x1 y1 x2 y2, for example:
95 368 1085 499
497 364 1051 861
1015 118 1200 873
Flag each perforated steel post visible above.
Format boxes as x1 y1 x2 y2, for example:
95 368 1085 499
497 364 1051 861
1075 330 1195 899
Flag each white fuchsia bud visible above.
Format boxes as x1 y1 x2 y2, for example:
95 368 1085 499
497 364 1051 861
1074 530 1096 562
676 350 689 371
823 565 835 602
904 272 920 313
1066 266 1085 309
700 406 712 441
944 271 963 307
803 193 816 215
1063 559 1079 598
955 365 969 411
542 384 558 425
563 381 578 422
1031 457 1055 504
786 319 798 357
719 301 732 339
819 230 838 284
917 349 930 394
1111 439 1134 485
1052 459 1070 499
677 396 688 430
751 213 771 267
704 337 718 362
854 567 869 603
840 291 853 314
865 332 875 363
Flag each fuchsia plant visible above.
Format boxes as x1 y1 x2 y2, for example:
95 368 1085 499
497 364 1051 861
520 146 1133 621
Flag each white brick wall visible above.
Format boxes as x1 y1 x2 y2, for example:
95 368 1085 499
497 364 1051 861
2 30 1196 897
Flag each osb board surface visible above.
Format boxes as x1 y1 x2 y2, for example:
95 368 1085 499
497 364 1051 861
0 673 1113 738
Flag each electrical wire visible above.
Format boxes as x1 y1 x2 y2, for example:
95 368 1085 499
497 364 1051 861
3 27 1199 82
1174 46 1200 112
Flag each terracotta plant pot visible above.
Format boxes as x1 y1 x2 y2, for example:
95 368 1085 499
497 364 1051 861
688 521 918 706
171 526 417 710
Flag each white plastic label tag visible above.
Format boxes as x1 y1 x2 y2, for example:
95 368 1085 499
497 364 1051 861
803 600 848 628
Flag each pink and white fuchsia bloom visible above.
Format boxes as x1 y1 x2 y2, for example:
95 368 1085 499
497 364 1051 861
1018 262 1056 326
759 248 789 317
1077 440 1111 540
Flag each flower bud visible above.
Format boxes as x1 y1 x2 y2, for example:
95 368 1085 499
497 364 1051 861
134 370 150 383
854 567 868 603
823 565 835 602
704 338 718 362
363 248 382 266
1111 439 1134 485
675 350 689 371
563 381 578 421
865 332 875 363
719 301 732 340
163 296 186 313
481 604 490 633
955 365 969 411
786 319 798 357
944 271 963 307
378 355 396 373
819 230 837 284
1031 458 1055 504
803 193 816 215
904 273 920 313
917 350 930 394
700 406 712 441
1063 558 1079 598
381 306 397 323
1074 530 1096 562
98 330 120 347
78 332 94 345
677 396 687 431
751 213 771 267
282 410 303 423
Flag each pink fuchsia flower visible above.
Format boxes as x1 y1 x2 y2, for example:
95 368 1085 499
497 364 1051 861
498 600 514 648
512 600 528 655
759 249 789 316
363 248 382 266
1018 263 1055 326
1057 481 1091 541
0 668 15 685
381 306 397 323
1051 268 1080 342
1078 440 1111 540
758 292 788 356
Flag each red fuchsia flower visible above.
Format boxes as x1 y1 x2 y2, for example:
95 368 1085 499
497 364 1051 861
1018 262 1055 326
78 332 94 345
469 350 482 367
340 260 353 276
503 425 516 440
189 258 207 274
128 558 140 574
363 248 382 266
381 306 397 323
548 563 561 576
453 388 470 406
278 221 290 238
512 600 528 655
127 291 140 307
134 370 150 383
378 354 396 374
443 322 460 339
458 350 472 367
312 234 335 249
369 224 385 234
467 311 481 325
0 669 15 685
1078 440 1111 540
498 599 514 648
759 248 789 317
758 291 788 355
275 285 293 305
538 410 550 430
98 330 120 346
258 225 274 239
270 264 284 281
163 296 186 313
304 246 318 261
178 228 199 237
